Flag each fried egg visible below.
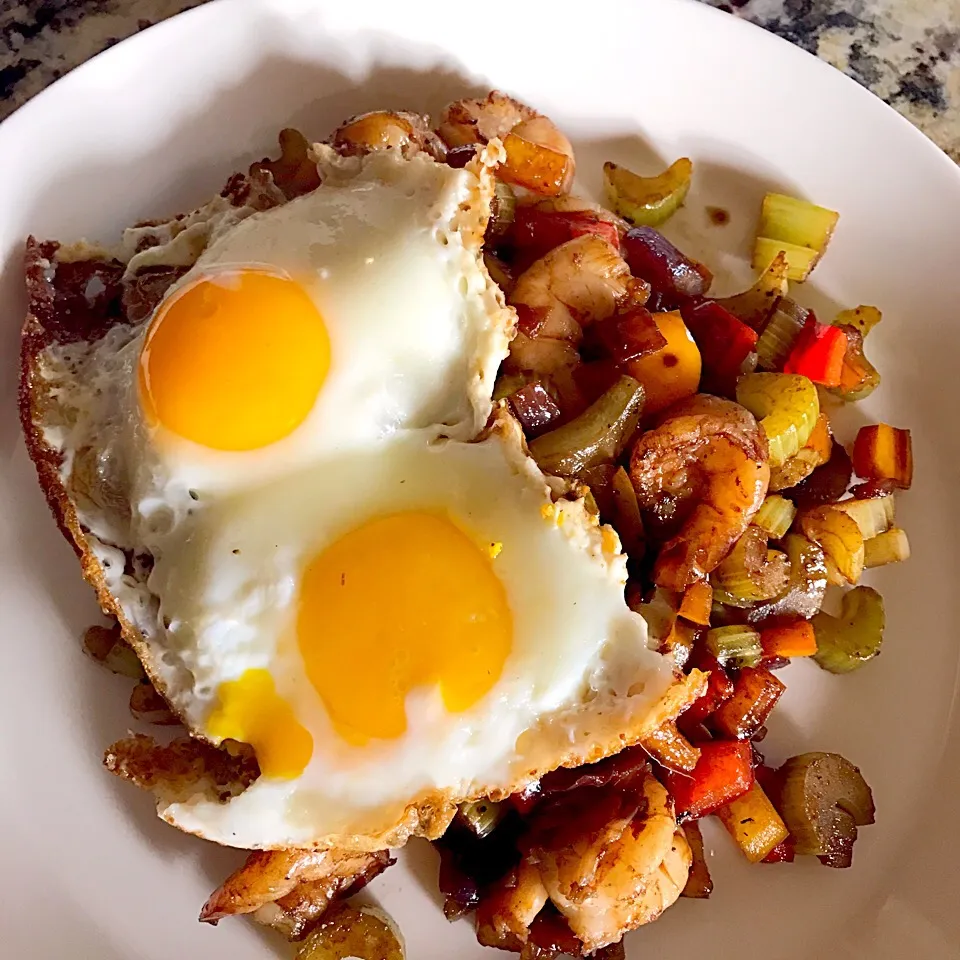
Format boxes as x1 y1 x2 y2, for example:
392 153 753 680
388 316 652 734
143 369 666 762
38 144 678 850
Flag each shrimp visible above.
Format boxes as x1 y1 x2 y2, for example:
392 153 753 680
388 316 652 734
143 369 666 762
476 859 549 949
528 771 691 953
501 333 585 416
246 853 393 940
200 848 393 932
438 91 576 196
630 395 770 590
331 110 447 161
439 90 536 146
509 234 635 344
500 234 637 416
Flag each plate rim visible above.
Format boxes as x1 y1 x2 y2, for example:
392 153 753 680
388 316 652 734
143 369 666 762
1 0 959 193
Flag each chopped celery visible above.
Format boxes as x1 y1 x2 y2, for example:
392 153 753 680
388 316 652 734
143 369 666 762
713 252 789 331
736 373 820 466
779 752 875 867
864 528 911 568
603 157 693 227
457 799 505 838
529 375 644 476
829 324 880 402
799 506 865 585
748 534 827 622
812 586 884 674
706 625 763 669
759 193 840 251
716 782 790 863
753 495 798 539
610 465 645 560
832 496 895 540
713 527 790 605
834 304 882 338
756 298 808 371
752 238 820 282
754 193 839 282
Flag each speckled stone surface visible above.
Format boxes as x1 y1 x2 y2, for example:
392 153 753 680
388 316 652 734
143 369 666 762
1 0 958 161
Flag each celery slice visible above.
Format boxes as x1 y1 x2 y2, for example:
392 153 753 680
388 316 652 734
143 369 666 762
756 298 808 371
812 586 884 674
603 157 693 228
753 495 798 540
779 752 875 865
832 496 895 540
457 800 505 838
752 238 820 282
706 625 763 669
864 528 911 568
736 373 820 466
753 193 839 282
834 305 882 338
713 528 790 605
758 193 840 252
799 506 865 585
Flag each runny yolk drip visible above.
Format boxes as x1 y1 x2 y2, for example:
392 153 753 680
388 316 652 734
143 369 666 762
297 511 514 744
206 668 313 779
138 269 330 451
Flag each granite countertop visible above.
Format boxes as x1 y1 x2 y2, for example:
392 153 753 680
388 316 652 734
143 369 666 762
1 0 958 161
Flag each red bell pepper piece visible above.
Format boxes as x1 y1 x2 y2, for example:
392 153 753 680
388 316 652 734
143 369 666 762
665 740 754 820
510 207 620 265
680 300 758 381
783 320 848 386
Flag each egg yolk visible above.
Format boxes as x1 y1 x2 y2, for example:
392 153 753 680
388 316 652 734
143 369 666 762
206 668 313 779
138 269 330 451
298 511 513 744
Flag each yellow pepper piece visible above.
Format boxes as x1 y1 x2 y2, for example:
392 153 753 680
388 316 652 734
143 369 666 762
623 310 701 415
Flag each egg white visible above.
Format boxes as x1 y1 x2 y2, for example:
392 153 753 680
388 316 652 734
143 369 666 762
158 416 672 849
38 144 673 850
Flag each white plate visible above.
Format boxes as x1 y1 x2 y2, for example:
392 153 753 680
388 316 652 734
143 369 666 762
1 1 959 958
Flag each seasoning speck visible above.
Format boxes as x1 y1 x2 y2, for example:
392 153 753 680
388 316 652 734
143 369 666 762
707 206 731 226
